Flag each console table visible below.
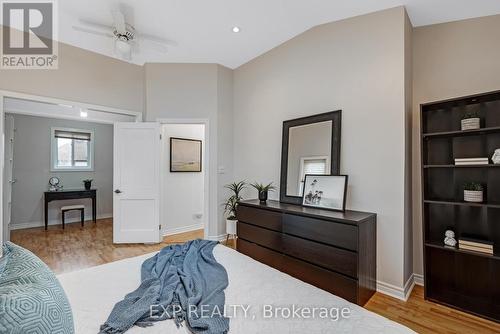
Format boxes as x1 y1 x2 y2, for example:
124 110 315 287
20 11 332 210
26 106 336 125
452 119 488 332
44 189 96 230
236 199 376 306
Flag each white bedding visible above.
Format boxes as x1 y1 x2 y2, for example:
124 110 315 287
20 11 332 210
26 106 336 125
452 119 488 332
58 245 414 334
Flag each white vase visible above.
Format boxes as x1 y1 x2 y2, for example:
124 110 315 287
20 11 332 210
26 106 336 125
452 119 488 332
493 149 500 164
226 219 237 235
461 118 480 131
464 190 483 203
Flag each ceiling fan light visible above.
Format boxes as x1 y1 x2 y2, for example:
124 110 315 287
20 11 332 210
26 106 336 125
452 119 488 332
115 39 131 58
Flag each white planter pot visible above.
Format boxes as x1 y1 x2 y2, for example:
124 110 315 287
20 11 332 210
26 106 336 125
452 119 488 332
464 190 483 203
461 118 480 131
226 219 237 235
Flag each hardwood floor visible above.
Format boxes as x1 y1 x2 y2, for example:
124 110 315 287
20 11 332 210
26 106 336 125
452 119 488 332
10 218 206 274
10 218 500 333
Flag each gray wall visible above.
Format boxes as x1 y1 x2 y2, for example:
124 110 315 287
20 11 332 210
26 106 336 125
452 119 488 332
0 36 144 114
403 10 414 286
9 114 113 228
144 63 234 239
233 7 410 289
412 13 500 277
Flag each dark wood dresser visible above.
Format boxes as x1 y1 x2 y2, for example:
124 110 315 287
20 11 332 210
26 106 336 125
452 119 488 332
236 199 376 306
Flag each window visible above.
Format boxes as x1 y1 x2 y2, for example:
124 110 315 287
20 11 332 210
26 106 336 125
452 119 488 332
298 156 330 195
51 128 94 171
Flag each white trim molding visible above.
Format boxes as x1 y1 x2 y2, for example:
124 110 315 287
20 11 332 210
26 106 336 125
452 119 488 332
10 213 113 230
413 273 424 286
377 273 424 301
162 223 204 237
207 234 228 242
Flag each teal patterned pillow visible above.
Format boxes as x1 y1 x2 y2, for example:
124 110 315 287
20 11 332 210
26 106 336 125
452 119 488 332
0 242 74 334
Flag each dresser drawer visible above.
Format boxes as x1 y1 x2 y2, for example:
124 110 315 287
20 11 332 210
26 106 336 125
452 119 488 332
238 222 283 252
237 205 282 232
237 239 283 269
283 214 358 251
282 255 358 304
282 234 357 278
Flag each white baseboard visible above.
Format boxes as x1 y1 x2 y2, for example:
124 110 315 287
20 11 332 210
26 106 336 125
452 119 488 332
10 213 113 230
413 273 424 286
207 234 227 242
162 223 204 236
377 273 424 301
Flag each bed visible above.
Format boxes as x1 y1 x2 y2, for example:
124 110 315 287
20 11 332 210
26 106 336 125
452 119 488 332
57 244 414 333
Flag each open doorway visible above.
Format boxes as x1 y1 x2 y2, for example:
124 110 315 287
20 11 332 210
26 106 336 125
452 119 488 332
160 122 207 237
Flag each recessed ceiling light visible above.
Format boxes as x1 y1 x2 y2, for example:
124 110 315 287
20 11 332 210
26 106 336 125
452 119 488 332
80 110 88 118
232 26 240 33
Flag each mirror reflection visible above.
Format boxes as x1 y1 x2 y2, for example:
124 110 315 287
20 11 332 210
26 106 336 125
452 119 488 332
286 120 332 197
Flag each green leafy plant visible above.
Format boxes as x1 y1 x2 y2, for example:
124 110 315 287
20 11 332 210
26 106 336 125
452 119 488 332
464 182 483 191
223 181 246 220
462 111 479 120
82 179 93 183
250 182 276 193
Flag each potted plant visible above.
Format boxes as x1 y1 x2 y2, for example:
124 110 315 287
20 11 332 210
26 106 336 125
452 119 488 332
461 112 480 131
251 182 276 202
83 179 93 190
223 181 246 237
464 182 484 203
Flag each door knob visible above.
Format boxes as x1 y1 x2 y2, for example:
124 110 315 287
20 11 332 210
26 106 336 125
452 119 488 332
9 178 17 184
114 189 122 194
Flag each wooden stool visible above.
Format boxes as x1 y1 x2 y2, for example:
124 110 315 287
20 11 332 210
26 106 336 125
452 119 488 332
61 205 85 229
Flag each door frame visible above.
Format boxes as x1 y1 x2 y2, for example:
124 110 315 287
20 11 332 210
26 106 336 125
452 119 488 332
0 90 142 250
157 118 210 240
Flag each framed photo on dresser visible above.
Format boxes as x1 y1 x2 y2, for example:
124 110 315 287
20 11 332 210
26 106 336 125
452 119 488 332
302 175 348 211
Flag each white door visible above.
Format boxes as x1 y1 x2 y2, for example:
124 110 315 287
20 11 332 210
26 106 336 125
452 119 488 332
2 114 14 242
113 122 161 243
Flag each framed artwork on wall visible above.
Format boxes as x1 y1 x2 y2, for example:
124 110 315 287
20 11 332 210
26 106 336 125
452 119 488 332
302 174 348 211
170 137 202 172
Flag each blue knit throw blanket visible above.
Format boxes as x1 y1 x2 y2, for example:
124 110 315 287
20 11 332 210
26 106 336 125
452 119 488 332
99 239 229 334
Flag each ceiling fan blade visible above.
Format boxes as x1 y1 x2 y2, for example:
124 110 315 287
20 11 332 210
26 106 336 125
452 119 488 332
112 10 126 34
137 32 178 47
73 26 114 38
78 18 113 32
137 38 170 54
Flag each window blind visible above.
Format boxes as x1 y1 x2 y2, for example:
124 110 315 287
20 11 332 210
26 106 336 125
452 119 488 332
303 159 327 176
54 130 91 141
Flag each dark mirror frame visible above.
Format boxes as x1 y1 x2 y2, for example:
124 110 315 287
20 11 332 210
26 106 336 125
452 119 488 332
280 110 342 205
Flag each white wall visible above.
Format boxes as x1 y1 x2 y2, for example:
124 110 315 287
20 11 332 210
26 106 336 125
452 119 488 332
233 7 410 291
161 124 205 235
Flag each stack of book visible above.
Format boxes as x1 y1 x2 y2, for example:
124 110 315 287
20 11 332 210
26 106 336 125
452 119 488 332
458 237 494 255
455 157 489 165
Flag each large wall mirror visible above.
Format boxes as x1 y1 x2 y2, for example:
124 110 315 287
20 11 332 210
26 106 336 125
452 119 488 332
280 111 341 205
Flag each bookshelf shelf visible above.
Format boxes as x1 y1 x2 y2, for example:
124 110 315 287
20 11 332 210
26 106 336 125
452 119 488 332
424 164 500 168
422 126 500 138
425 242 500 261
424 199 500 209
421 90 500 323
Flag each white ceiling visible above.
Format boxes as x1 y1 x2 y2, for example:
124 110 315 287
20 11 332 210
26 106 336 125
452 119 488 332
58 0 500 69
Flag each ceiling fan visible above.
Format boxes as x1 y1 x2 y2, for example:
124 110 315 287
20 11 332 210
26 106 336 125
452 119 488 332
72 10 176 61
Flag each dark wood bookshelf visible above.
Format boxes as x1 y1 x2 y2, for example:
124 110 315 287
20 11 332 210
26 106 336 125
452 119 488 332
421 90 500 323
422 125 500 138
424 199 500 208
424 164 500 168
425 241 500 261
